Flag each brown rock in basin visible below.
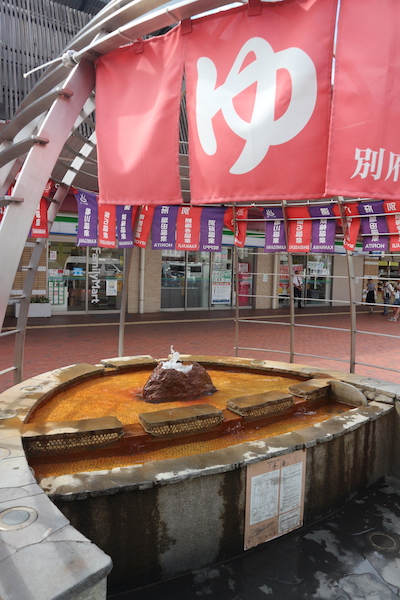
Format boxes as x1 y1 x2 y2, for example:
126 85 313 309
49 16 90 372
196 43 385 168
142 361 217 402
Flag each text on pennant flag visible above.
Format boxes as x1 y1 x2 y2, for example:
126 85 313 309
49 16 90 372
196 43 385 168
358 200 388 252
134 206 155 248
264 206 286 252
98 204 117 249
308 204 336 253
200 207 225 252
176 206 202 251
286 206 312 253
116 206 138 248
75 190 98 247
152 206 179 250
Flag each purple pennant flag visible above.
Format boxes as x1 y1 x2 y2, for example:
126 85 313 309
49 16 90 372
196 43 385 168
75 189 98 246
358 200 388 251
117 205 134 247
200 207 225 252
308 205 336 253
264 207 286 252
152 205 178 250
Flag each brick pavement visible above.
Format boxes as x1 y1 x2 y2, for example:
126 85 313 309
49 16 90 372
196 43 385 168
1 307 400 394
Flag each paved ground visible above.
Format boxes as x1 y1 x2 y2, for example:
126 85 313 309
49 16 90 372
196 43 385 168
110 478 400 600
1 305 400 393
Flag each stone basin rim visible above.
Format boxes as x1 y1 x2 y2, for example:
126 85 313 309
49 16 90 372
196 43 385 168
1 354 392 501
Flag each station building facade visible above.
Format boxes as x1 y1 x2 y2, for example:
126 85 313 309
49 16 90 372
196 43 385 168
8 209 394 316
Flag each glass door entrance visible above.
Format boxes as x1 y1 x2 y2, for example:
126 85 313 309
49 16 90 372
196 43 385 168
278 254 333 307
161 248 254 310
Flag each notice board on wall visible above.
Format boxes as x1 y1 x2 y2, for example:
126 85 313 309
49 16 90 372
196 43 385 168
244 449 306 551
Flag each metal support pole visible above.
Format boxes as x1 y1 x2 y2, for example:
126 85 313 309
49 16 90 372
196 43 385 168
0 60 95 329
338 196 357 373
118 247 133 357
282 201 295 362
139 248 145 314
233 204 239 356
13 184 69 383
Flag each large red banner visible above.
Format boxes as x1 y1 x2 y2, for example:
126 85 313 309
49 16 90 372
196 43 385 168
327 0 400 199
185 0 337 204
96 27 184 206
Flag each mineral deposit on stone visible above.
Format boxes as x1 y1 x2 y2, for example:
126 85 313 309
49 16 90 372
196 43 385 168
142 361 217 402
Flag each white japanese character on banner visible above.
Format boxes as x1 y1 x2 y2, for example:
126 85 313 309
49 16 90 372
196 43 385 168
196 37 317 174
351 148 384 180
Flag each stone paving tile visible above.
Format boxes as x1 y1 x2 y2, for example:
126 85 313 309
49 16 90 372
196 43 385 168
110 479 400 600
1 308 399 394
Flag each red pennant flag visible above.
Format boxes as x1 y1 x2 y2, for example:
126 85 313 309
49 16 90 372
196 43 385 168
42 179 56 199
224 207 248 247
31 197 49 238
383 200 400 251
176 206 202 251
185 0 337 204
333 203 360 252
96 27 184 206
286 206 311 253
327 0 400 200
98 204 117 248
134 206 155 248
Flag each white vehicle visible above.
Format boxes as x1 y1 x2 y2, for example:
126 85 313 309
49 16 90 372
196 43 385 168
63 256 122 276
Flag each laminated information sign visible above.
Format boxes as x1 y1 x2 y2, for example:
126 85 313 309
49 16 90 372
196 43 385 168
244 449 306 550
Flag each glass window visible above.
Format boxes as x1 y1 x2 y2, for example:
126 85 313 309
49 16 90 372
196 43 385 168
278 254 333 307
48 243 124 312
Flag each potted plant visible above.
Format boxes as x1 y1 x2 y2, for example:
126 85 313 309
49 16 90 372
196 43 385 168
14 296 52 318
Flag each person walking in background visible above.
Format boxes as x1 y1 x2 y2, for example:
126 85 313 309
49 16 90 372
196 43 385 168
389 282 400 321
381 280 394 316
293 271 304 308
365 278 376 313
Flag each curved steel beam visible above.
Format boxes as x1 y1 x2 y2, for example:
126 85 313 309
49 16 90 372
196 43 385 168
0 60 95 326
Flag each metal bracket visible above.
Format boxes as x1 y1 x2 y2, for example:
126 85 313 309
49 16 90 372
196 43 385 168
0 196 24 207
0 136 49 168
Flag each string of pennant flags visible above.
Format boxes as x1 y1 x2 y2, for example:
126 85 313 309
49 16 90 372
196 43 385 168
2 183 400 253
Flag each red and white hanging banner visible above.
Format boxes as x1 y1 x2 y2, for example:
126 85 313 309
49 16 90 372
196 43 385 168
31 197 49 238
327 0 400 199
176 206 202 251
98 204 117 248
383 200 400 251
224 207 248 247
134 206 155 248
286 206 312 253
96 27 184 206
185 0 337 204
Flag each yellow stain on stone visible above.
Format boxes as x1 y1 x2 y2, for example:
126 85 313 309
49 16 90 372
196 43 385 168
28 370 349 480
